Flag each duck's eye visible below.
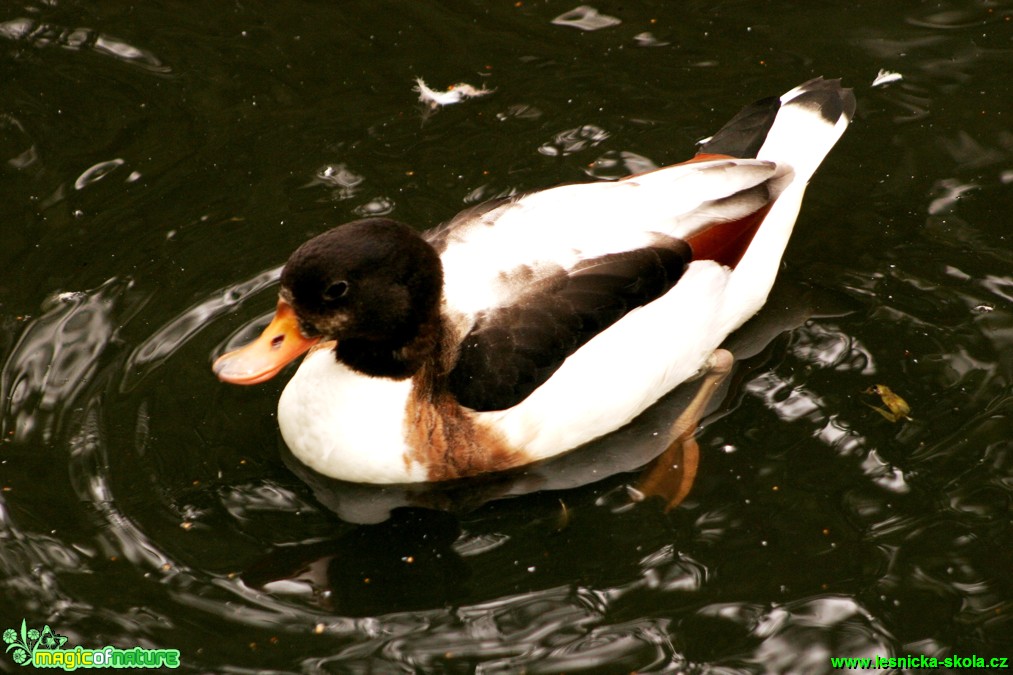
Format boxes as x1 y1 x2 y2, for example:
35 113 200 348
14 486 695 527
323 280 349 302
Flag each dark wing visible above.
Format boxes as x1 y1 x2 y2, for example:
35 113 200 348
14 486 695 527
698 96 780 159
447 237 692 412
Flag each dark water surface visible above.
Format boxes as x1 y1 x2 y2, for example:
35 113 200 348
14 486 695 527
2 0 1011 672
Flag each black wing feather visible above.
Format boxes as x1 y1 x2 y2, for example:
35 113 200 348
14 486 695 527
698 96 780 159
447 237 692 412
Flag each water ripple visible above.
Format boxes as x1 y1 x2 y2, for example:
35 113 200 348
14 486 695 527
584 150 658 180
1 114 39 171
551 6 621 32
377 585 610 670
907 5 1008 30
74 158 125 190
0 17 170 73
0 1 1008 669
1 278 144 444
122 266 280 392
538 125 610 157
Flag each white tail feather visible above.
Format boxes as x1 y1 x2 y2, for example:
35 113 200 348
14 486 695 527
757 78 855 182
719 78 854 335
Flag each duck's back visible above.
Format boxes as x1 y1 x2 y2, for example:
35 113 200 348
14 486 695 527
430 158 787 323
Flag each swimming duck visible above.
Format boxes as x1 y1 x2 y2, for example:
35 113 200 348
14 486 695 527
214 78 855 484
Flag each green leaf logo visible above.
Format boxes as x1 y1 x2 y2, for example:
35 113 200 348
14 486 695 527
3 619 38 667
3 620 67 667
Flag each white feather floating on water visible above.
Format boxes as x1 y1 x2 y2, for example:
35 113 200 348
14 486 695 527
872 69 903 88
414 77 494 108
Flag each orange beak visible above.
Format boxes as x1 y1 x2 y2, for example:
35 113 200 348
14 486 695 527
213 298 321 385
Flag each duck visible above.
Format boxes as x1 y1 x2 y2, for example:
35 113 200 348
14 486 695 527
214 77 855 484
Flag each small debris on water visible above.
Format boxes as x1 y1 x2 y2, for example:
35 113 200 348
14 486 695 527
872 69 903 87
414 77 494 108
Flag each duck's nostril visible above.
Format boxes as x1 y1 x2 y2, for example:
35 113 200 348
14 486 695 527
271 335 284 350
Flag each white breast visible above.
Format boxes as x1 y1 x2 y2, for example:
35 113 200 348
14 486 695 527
277 349 423 483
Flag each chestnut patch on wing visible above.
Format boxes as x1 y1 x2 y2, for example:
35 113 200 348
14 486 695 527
685 200 773 269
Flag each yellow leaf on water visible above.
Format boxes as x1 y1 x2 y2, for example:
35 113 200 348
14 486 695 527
864 384 912 422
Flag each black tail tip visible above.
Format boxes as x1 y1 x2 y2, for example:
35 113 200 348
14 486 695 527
698 77 855 159
787 77 857 125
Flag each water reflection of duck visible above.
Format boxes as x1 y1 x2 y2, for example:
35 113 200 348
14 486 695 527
214 78 854 486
